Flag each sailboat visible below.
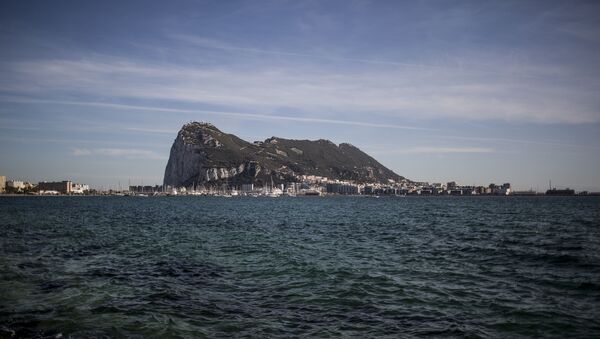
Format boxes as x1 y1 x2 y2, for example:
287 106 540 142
268 176 282 197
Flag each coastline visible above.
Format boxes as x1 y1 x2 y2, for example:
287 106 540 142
1 194 598 198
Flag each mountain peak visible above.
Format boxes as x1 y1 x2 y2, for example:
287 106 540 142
182 121 216 129
178 121 224 146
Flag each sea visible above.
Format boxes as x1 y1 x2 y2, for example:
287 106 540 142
1 196 599 338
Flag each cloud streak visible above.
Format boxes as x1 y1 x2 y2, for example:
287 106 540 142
170 34 569 81
371 147 495 155
1 97 435 131
3 56 598 124
170 34 448 71
123 127 177 134
71 148 166 160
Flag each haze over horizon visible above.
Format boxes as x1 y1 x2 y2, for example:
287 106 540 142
1 0 599 191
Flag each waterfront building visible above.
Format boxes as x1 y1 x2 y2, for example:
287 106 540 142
0 175 5 194
38 181 72 194
461 186 475 195
499 183 511 195
501 183 512 195
487 183 512 195
449 189 463 195
241 183 254 192
382 187 397 195
5 180 36 193
475 186 487 195
71 183 90 194
7 180 26 191
326 183 359 194
300 175 328 184
285 182 301 194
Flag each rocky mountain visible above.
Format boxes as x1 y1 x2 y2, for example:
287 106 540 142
163 122 406 188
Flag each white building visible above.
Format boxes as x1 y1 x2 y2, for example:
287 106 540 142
7 180 26 190
71 183 90 194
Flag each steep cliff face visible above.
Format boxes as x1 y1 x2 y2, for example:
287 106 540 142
162 131 206 188
163 122 260 187
163 122 406 188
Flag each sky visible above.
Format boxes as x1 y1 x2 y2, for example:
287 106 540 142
1 0 599 191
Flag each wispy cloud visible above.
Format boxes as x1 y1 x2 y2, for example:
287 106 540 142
64 172 163 181
170 34 440 70
170 34 569 80
3 55 598 124
1 97 435 131
70 148 166 160
372 147 495 155
123 127 177 134
71 148 92 156
436 135 600 150
412 147 494 154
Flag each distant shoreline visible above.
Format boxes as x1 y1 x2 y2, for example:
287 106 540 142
1 194 598 198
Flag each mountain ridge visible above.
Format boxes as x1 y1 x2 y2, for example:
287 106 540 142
163 122 407 188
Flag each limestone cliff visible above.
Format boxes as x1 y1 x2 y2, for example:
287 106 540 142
163 122 406 188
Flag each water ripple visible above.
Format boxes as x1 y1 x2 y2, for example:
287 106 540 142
1 196 600 337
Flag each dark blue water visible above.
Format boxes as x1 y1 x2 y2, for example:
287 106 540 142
1 196 599 338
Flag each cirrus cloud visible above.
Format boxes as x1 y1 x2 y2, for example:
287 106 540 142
3 53 598 125
70 147 166 160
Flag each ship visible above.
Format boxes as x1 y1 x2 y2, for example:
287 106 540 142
545 179 575 196
545 188 575 196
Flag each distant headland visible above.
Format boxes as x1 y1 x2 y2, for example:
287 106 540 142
163 121 405 190
0 123 595 197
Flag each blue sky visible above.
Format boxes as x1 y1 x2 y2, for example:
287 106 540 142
1 0 599 191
